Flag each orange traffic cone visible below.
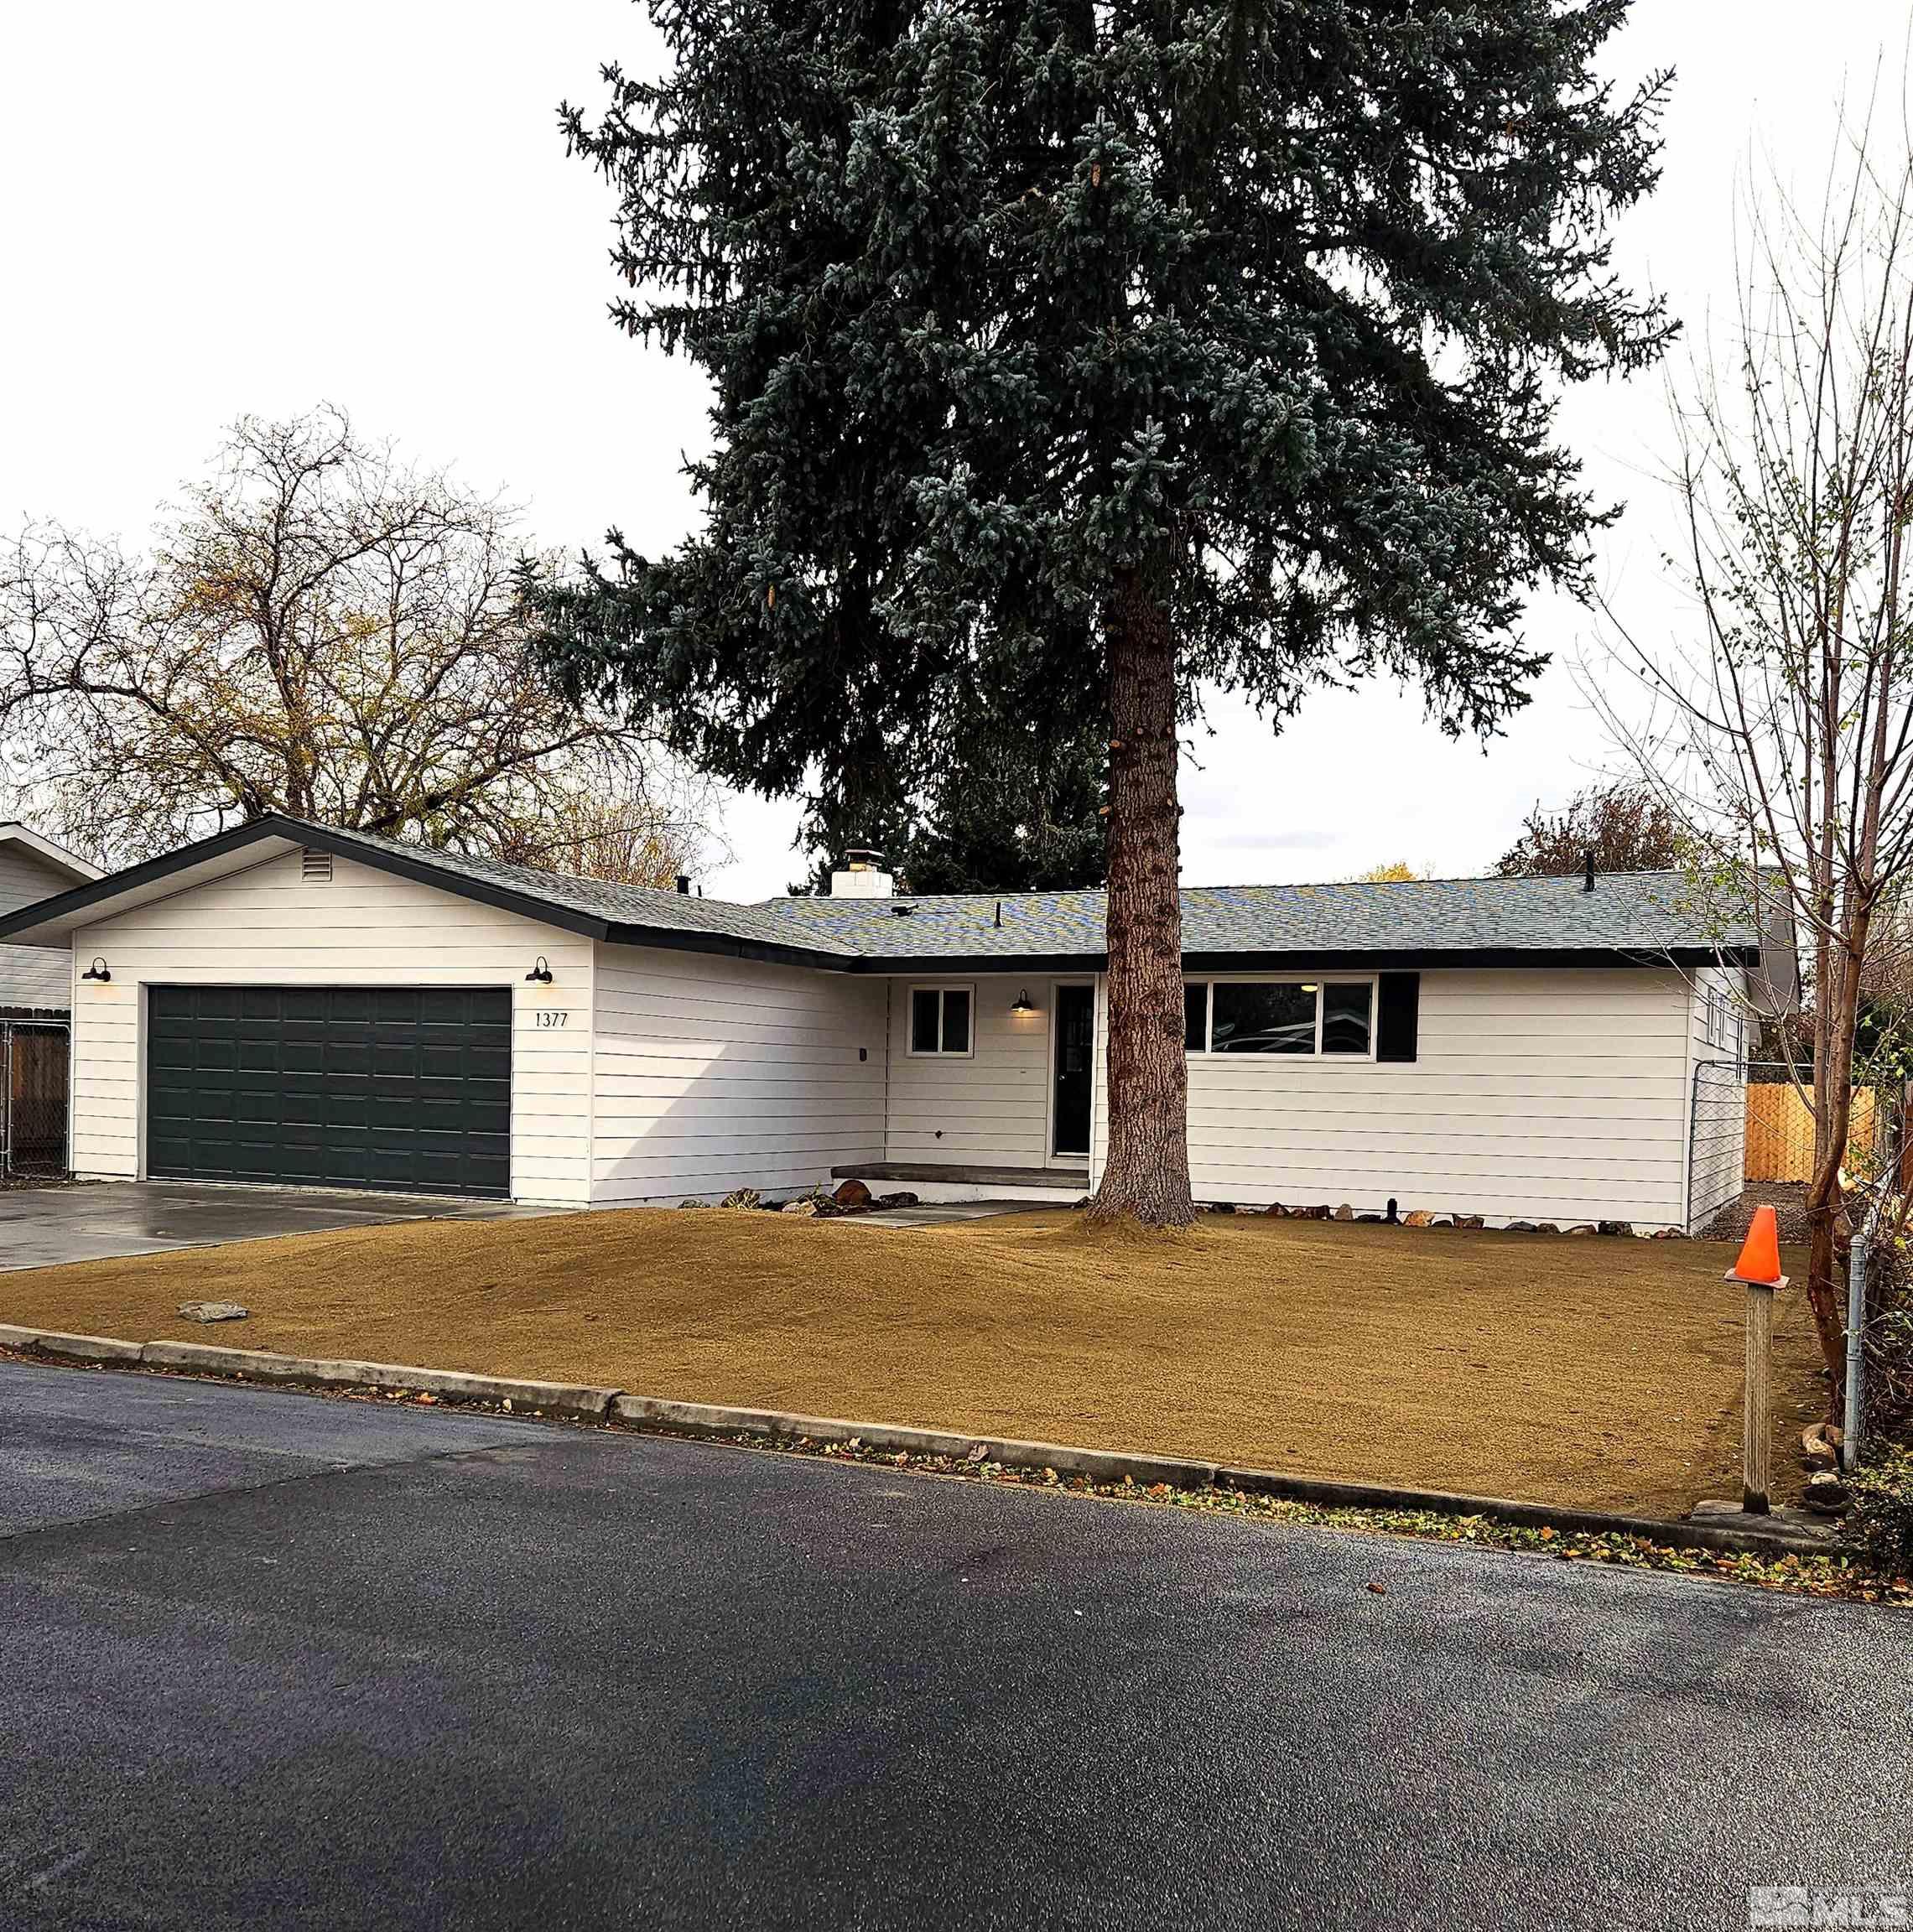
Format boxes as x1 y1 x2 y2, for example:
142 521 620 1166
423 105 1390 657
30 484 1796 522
1730 1205 1784 1287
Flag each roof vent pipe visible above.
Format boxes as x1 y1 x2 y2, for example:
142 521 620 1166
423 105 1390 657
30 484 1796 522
1583 851 1595 893
676 875 692 895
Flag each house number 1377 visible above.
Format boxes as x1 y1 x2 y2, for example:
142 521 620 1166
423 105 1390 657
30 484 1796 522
534 1010 569 1028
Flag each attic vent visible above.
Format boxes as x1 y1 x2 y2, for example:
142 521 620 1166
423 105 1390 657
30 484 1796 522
301 848 332 883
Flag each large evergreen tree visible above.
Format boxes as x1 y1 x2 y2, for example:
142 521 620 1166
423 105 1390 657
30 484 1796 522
533 0 1672 1224
800 682 1107 894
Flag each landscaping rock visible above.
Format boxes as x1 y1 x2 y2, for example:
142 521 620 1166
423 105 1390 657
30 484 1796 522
1596 1219 1635 1239
177 1301 248 1324
1402 1210 1432 1228
1429 1217 1454 1228
1565 1223 1598 1236
1804 1471 1851 1516
1302 1204 1333 1220
1801 1423 1840 1472
676 1197 709 1209
1534 1223 1561 1236
1650 1226 1689 1239
1453 1214 1485 1231
1505 1221 1539 1234
832 1178 874 1210
1333 1203 1354 1222
1263 1202 1287 1217
720 1187 762 1210
1233 1204 1263 1216
781 1198 819 1217
875 1192 920 1209
1354 1213 1383 1224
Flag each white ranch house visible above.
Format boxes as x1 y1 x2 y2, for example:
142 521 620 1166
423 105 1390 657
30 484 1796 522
0 817 1793 1233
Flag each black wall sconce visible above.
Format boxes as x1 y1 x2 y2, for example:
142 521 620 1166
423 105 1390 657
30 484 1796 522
1011 988 1036 1013
81 956 111 983
526 956 554 984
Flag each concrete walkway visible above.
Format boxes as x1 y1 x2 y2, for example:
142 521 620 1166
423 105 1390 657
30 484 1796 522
854 1198 1056 1228
0 1181 551 1271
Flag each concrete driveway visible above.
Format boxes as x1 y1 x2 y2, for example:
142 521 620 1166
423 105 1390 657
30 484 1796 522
0 1181 549 1272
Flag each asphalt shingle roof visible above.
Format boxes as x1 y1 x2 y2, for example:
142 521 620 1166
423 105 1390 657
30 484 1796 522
322 824 862 957
326 828 1768 964
754 871 1764 963
0 814 1771 970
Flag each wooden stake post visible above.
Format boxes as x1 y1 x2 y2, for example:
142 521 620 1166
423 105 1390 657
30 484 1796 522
1741 1281 1775 1514
1727 1207 1786 1517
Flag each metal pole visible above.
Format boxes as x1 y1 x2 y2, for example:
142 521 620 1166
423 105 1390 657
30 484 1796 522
1843 1239 1867 1473
1841 1101 1894 1474
2 1022 11 1178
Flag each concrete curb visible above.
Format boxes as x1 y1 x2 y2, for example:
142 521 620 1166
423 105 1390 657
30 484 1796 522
0 1331 1831 1557
607 1394 1829 1557
8 1329 617 1421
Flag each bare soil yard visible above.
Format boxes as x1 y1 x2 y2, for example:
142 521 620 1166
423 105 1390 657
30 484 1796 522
0 1208 1823 1516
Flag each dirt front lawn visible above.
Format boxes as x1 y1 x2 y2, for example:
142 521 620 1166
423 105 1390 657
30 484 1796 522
0 1209 1825 1517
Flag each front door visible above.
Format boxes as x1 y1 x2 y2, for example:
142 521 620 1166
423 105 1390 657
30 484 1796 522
1052 984 1094 1159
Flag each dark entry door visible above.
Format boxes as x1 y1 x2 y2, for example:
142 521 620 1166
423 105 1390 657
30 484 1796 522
146 985 512 1197
1052 984 1094 1159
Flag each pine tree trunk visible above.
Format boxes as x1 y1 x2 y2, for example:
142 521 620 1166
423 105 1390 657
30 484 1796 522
1088 566 1194 1228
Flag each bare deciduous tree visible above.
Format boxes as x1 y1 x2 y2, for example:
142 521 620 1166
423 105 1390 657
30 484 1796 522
0 408 713 883
1601 98 1913 1412
1495 781 1684 878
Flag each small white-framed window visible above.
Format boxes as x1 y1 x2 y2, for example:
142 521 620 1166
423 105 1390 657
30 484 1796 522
1183 977 1375 1058
907 983 975 1057
1703 984 1746 1067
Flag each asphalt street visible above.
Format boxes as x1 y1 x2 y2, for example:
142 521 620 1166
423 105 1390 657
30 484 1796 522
1 1359 1907 1931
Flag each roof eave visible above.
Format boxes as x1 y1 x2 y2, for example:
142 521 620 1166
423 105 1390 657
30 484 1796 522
848 945 1762 973
601 921 856 970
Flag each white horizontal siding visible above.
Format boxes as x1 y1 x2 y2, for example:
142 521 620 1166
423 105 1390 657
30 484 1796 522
883 974 1060 1168
1090 967 1697 1228
590 944 886 1202
67 849 593 1203
0 844 79 1010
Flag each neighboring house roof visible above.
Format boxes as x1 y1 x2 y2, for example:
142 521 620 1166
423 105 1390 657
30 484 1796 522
0 813 1781 979
0 822 101 887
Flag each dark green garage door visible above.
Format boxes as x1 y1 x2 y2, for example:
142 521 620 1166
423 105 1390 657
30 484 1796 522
147 986 512 1197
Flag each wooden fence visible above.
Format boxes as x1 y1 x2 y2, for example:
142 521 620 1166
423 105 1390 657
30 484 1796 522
1744 1081 1876 1184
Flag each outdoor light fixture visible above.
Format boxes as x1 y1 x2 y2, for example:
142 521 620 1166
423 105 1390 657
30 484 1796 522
1011 989 1036 1014
81 957 110 983
526 956 554 984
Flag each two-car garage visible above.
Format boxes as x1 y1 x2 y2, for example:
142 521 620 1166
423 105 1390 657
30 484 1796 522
144 984 513 1198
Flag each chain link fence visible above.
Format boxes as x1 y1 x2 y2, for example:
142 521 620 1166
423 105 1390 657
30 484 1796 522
1687 1059 1747 1235
3 1019 70 1179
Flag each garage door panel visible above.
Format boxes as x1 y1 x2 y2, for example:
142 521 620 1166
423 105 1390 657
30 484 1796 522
145 985 512 1197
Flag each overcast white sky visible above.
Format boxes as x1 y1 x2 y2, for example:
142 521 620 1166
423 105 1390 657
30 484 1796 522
1 2 1905 896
